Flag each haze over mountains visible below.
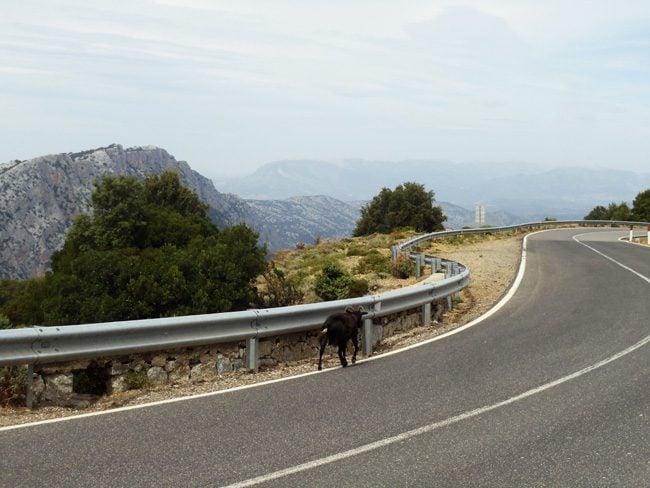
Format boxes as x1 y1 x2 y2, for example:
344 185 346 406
2 144 648 280
217 159 650 222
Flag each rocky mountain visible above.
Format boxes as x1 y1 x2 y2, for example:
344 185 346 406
245 196 362 249
217 159 650 222
0 145 358 280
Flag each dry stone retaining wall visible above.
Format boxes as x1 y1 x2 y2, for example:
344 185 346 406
28 306 438 407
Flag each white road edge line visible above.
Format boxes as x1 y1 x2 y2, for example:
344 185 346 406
0 228 632 434
220 333 650 488
1 232 538 433
220 229 650 488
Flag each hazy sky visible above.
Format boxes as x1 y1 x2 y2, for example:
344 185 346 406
2 1 650 178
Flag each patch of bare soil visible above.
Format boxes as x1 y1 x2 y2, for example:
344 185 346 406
0 233 524 428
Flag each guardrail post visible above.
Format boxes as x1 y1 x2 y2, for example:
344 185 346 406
415 254 422 279
391 245 399 262
423 302 431 326
25 363 34 409
362 317 373 357
246 337 259 372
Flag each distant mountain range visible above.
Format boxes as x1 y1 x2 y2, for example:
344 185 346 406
217 160 650 222
3 145 648 280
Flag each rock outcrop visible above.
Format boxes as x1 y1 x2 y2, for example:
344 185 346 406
0 145 360 279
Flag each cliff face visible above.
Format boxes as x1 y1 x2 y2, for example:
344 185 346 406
0 145 359 279
245 196 361 250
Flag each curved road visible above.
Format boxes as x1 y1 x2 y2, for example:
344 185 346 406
1 228 648 487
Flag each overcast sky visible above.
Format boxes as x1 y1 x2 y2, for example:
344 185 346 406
2 1 649 178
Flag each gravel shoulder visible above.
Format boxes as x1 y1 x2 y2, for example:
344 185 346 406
0 233 524 427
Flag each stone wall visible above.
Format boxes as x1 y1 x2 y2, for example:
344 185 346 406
29 304 443 407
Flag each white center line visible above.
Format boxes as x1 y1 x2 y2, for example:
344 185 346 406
573 233 650 285
221 333 650 488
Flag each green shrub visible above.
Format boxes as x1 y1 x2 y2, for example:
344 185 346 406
256 262 304 308
0 314 12 330
391 255 414 279
346 245 368 257
0 366 26 406
314 264 355 301
125 370 149 390
354 251 391 274
347 278 369 297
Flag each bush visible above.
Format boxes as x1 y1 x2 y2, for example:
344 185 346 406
354 251 391 274
314 264 355 301
347 278 369 297
256 262 304 308
125 370 149 390
391 255 414 279
0 314 12 329
346 245 368 257
0 366 26 407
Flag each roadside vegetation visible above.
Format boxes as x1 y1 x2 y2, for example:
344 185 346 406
0 179 444 327
584 188 650 222
0 171 266 327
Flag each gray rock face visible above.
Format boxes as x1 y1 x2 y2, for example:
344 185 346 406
245 195 361 250
0 145 361 280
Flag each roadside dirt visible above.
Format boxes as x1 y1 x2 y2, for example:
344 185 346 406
0 232 524 427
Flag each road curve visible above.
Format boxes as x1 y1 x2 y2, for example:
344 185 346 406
1 228 648 487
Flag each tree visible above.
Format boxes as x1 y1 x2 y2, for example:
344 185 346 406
584 201 632 221
314 263 368 301
632 189 650 221
353 182 446 236
255 262 304 308
14 171 266 326
584 205 609 220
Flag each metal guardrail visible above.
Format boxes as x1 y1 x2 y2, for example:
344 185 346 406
394 219 650 254
0 266 469 370
1 219 647 406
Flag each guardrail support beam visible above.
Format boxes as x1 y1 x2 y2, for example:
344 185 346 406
391 245 399 262
246 337 259 372
362 317 373 357
26 363 34 409
423 302 431 326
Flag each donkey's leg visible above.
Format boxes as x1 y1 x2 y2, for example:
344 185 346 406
351 334 359 364
318 336 327 371
338 344 348 367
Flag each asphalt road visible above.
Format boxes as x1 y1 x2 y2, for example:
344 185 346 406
1 228 648 487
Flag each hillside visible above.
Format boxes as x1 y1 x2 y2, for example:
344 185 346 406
0 145 358 279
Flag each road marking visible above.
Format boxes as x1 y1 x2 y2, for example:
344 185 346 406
1 228 638 434
358 229 533 362
1 232 536 433
221 333 650 488
573 233 650 285
220 229 650 487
